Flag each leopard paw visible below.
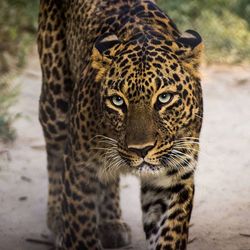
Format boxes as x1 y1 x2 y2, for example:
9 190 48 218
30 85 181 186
47 204 64 239
98 219 132 248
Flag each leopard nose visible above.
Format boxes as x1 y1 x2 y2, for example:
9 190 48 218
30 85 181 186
128 144 155 158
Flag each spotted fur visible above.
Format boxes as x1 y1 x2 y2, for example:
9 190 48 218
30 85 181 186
38 0 203 249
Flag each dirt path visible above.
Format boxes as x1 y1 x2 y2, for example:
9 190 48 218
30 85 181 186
0 49 250 250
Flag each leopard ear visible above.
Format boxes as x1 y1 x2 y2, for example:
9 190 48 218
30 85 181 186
175 30 204 77
91 33 121 81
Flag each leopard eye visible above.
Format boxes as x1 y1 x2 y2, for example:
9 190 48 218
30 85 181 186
158 93 172 104
111 95 124 107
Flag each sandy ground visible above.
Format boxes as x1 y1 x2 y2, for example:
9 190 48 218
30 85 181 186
0 49 250 250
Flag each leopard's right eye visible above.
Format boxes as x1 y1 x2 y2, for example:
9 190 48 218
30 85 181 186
111 95 124 107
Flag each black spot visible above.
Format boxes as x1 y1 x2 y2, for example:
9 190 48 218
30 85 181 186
70 229 77 242
173 73 180 82
183 89 188 99
142 203 151 213
155 77 162 89
177 84 183 91
78 215 88 224
152 36 162 45
109 68 115 77
120 58 129 67
175 240 181 249
155 11 166 18
181 239 187 250
56 99 68 113
62 196 69 213
48 123 57 133
87 239 97 247
168 209 183 220
57 121 66 130
131 5 144 15
169 183 184 193
173 225 182 234
106 17 115 25
161 227 169 236
179 189 189 203
141 185 149 194
80 183 96 194
176 50 185 56
64 233 72 247
53 83 61 95
165 40 173 46
143 222 155 239
65 179 71 196
45 34 53 48
181 172 193 180
52 67 60 80
164 235 174 241
163 244 173 250
69 203 77 216
82 229 92 237
154 199 167 213
64 78 73 92
47 22 52 32
156 244 162 250
76 241 88 250
167 168 178 176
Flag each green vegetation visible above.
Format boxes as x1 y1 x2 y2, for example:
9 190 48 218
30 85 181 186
0 0 38 72
159 0 250 63
0 79 19 142
0 0 38 142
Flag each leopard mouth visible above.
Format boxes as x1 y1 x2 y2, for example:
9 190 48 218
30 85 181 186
118 151 168 175
132 161 165 175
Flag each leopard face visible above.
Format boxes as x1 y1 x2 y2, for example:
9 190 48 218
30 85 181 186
92 31 203 179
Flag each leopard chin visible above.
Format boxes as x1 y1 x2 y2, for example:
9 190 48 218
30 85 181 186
131 162 166 177
97 157 166 182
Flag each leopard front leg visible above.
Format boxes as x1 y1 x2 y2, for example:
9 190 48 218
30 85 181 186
97 179 131 248
38 0 73 241
60 154 102 250
141 178 194 250
46 148 64 236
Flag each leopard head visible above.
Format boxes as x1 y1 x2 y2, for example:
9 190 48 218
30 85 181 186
91 30 203 180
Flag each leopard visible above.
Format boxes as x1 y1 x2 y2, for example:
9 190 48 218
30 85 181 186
37 0 203 249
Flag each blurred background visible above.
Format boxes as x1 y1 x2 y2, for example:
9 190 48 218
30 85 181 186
0 1 250 250
0 0 38 142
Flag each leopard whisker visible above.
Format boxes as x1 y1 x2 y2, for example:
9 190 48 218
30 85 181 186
174 141 199 145
173 146 199 153
91 146 118 151
195 114 203 119
171 149 196 163
174 137 200 143
98 146 129 180
90 134 117 142
167 150 197 172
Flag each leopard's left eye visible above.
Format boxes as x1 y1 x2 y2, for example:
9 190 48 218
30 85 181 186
158 93 173 104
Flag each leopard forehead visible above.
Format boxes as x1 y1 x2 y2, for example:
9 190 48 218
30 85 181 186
103 41 192 102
